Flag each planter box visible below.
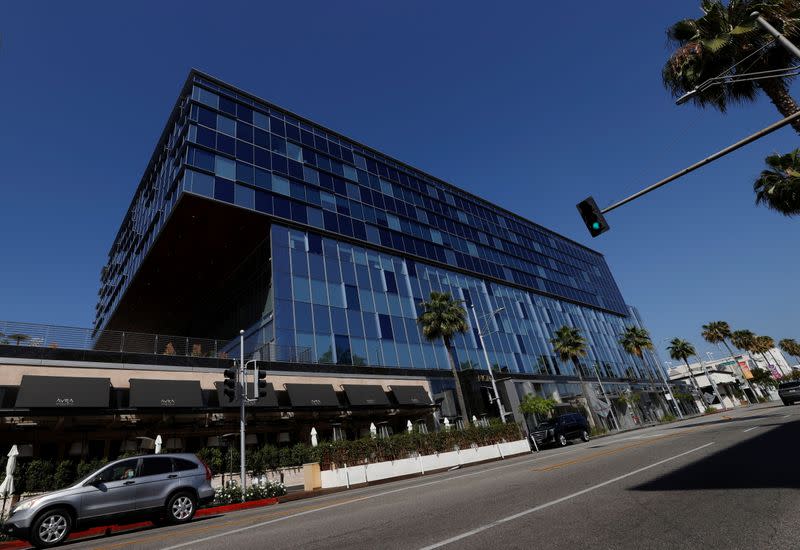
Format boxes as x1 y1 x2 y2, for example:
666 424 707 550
319 439 530 489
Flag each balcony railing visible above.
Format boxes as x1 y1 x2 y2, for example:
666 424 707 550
0 320 310 364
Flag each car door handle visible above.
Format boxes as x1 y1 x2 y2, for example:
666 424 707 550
123 481 135 485
168 474 178 479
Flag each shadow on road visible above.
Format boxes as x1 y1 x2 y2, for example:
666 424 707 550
664 411 789 431
632 420 800 491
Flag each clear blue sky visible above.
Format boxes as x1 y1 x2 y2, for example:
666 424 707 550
1 1 797 365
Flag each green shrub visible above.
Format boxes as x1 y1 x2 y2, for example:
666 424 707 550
22 459 54 493
53 460 76 489
76 459 105 481
660 414 677 423
245 479 286 500
196 447 223 475
214 480 242 505
704 406 716 414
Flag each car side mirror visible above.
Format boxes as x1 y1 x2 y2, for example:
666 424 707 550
87 475 103 486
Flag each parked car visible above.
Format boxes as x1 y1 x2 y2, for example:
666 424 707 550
531 412 591 448
2 453 214 548
778 381 800 405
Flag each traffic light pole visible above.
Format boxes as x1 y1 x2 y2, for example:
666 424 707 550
600 109 800 216
239 329 246 501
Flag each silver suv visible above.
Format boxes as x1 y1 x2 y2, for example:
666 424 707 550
2 453 215 548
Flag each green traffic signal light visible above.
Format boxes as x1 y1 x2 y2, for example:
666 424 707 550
591 222 600 230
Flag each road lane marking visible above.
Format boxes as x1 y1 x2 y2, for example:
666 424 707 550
743 426 760 432
418 442 715 550
782 414 791 418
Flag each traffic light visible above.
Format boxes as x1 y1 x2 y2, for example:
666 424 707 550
223 367 238 403
256 369 267 399
576 196 610 237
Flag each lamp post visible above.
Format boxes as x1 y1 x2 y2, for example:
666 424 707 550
698 354 727 410
239 330 247 500
469 304 508 424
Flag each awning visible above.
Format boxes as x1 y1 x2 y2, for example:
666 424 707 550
391 385 434 406
214 382 278 408
342 385 390 407
15 375 110 408
285 384 340 408
129 379 203 408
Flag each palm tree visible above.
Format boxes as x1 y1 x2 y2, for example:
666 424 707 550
779 338 800 365
753 149 800 216
757 334 785 370
702 321 755 402
750 335 779 377
418 291 470 421
663 1 800 132
668 338 703 412
731 329 757 353
619 327 655 380
550 326 601 429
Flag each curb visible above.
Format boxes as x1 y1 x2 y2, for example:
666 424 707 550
0 497 279 549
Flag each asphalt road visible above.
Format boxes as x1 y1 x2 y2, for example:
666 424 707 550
49 403 800 549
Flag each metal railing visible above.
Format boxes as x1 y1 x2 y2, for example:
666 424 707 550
0 320 310 363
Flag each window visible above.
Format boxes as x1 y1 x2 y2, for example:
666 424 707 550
378 313 393 340
272 175 290 196
173 458 198 472
95 459 138 482
253 111 269 131
217 114 236 136
215 156 236 180
286 142 303 162
140 457 173 477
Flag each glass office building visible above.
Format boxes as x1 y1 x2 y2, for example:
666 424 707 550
96 70 660 396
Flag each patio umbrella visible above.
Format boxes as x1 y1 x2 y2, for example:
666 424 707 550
369 423 377 438
310 427 318 448
407 420 413 433
154 435 163 454
0 445 19 516
443 418 451 430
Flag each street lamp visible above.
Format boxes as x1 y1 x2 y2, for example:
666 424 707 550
469 304 508 424
657 342 684 419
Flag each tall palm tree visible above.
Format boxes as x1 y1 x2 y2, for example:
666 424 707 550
668 338 703 412
619 327 655 380
753 149 800 216
757 335 785 369
779 338 800 365
751 335 779 376
663 0 800 132
702 321 755 402
550 326 601 429
418 291 470 421
731 329 757 353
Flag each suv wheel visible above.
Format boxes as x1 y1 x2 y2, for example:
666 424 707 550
30 507 72 548
166 491 196 524
581 430 590 442
558 434 568 447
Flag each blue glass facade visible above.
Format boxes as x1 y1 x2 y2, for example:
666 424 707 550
96 70 658 383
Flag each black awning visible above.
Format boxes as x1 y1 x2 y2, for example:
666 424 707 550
214 382 278 408
129 379 203 408
15 375 110 408
391 385 434 406
285 384 340 408
342 385 391 407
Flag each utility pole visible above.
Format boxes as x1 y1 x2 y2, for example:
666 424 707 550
239 329 246 501
654 361 683 420
470 304 508 423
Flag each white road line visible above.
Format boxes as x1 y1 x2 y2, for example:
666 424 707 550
782 414 791 418
743 426 760 433
417 442 715 550
160 446 590 550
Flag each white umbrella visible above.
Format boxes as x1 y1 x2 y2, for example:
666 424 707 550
0 445 19 515
369 423 377 439
472 415 478 425
310 427 318 448
443 418 451 430
154 435 163 454
407 420 413 433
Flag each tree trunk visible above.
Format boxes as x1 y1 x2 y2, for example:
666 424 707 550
684 358 703 413
722 340 755 404
443 339 470 423
572 358 601 430
758 78 800 134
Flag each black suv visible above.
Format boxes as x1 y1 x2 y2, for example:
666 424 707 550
778 380 800 405
531 413 591 447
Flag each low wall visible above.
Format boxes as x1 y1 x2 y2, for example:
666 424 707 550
320 439 530 489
